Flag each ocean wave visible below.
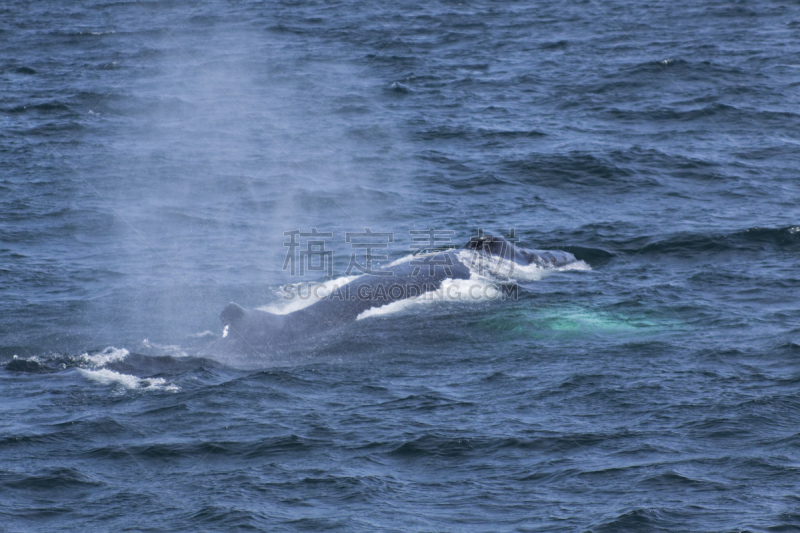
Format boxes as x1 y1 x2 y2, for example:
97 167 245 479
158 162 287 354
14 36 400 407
563 225 800 258
625 58 749 78
607 103 800 126
501 151 640 189
5 355 53 373
4 348 186 393
19 121 84 137
78 346 129 366
78 368 178 391
83 435 315 460
414 124 547 143
385 430 631 459
1 467 105 490
2 102 77 115
591 508 673 533
628 226 800 256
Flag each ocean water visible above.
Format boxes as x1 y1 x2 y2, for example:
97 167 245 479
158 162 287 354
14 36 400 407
2 0 800 530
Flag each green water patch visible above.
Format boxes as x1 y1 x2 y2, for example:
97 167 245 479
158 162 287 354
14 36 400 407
478 305 667 340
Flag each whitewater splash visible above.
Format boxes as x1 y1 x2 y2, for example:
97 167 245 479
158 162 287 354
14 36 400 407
76 347 179 392
78 368 178 392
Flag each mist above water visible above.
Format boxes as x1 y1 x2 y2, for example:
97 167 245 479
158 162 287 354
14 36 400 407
65 21 420 352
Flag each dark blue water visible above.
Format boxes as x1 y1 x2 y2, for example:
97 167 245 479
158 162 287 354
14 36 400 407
3 0 800 530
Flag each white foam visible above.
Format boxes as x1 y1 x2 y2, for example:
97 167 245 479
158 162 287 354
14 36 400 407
12 354 41 363
512 257 592 281
78 346 129 366
454 250 591 281
258 275 361 314
74 346 179 392
386 253 416 267
188 330 215 338
78 368 179 392
141 339 188 357
356 274 507 320
357 295 428 320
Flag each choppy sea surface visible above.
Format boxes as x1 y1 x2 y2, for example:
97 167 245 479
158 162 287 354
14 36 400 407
2 1 800 531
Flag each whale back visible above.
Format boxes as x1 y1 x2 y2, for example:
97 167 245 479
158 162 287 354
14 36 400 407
220 302 288 352
464 234 577 268
216 236 579 354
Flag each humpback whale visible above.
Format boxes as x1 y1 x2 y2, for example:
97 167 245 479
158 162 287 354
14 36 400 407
217 235 578 354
